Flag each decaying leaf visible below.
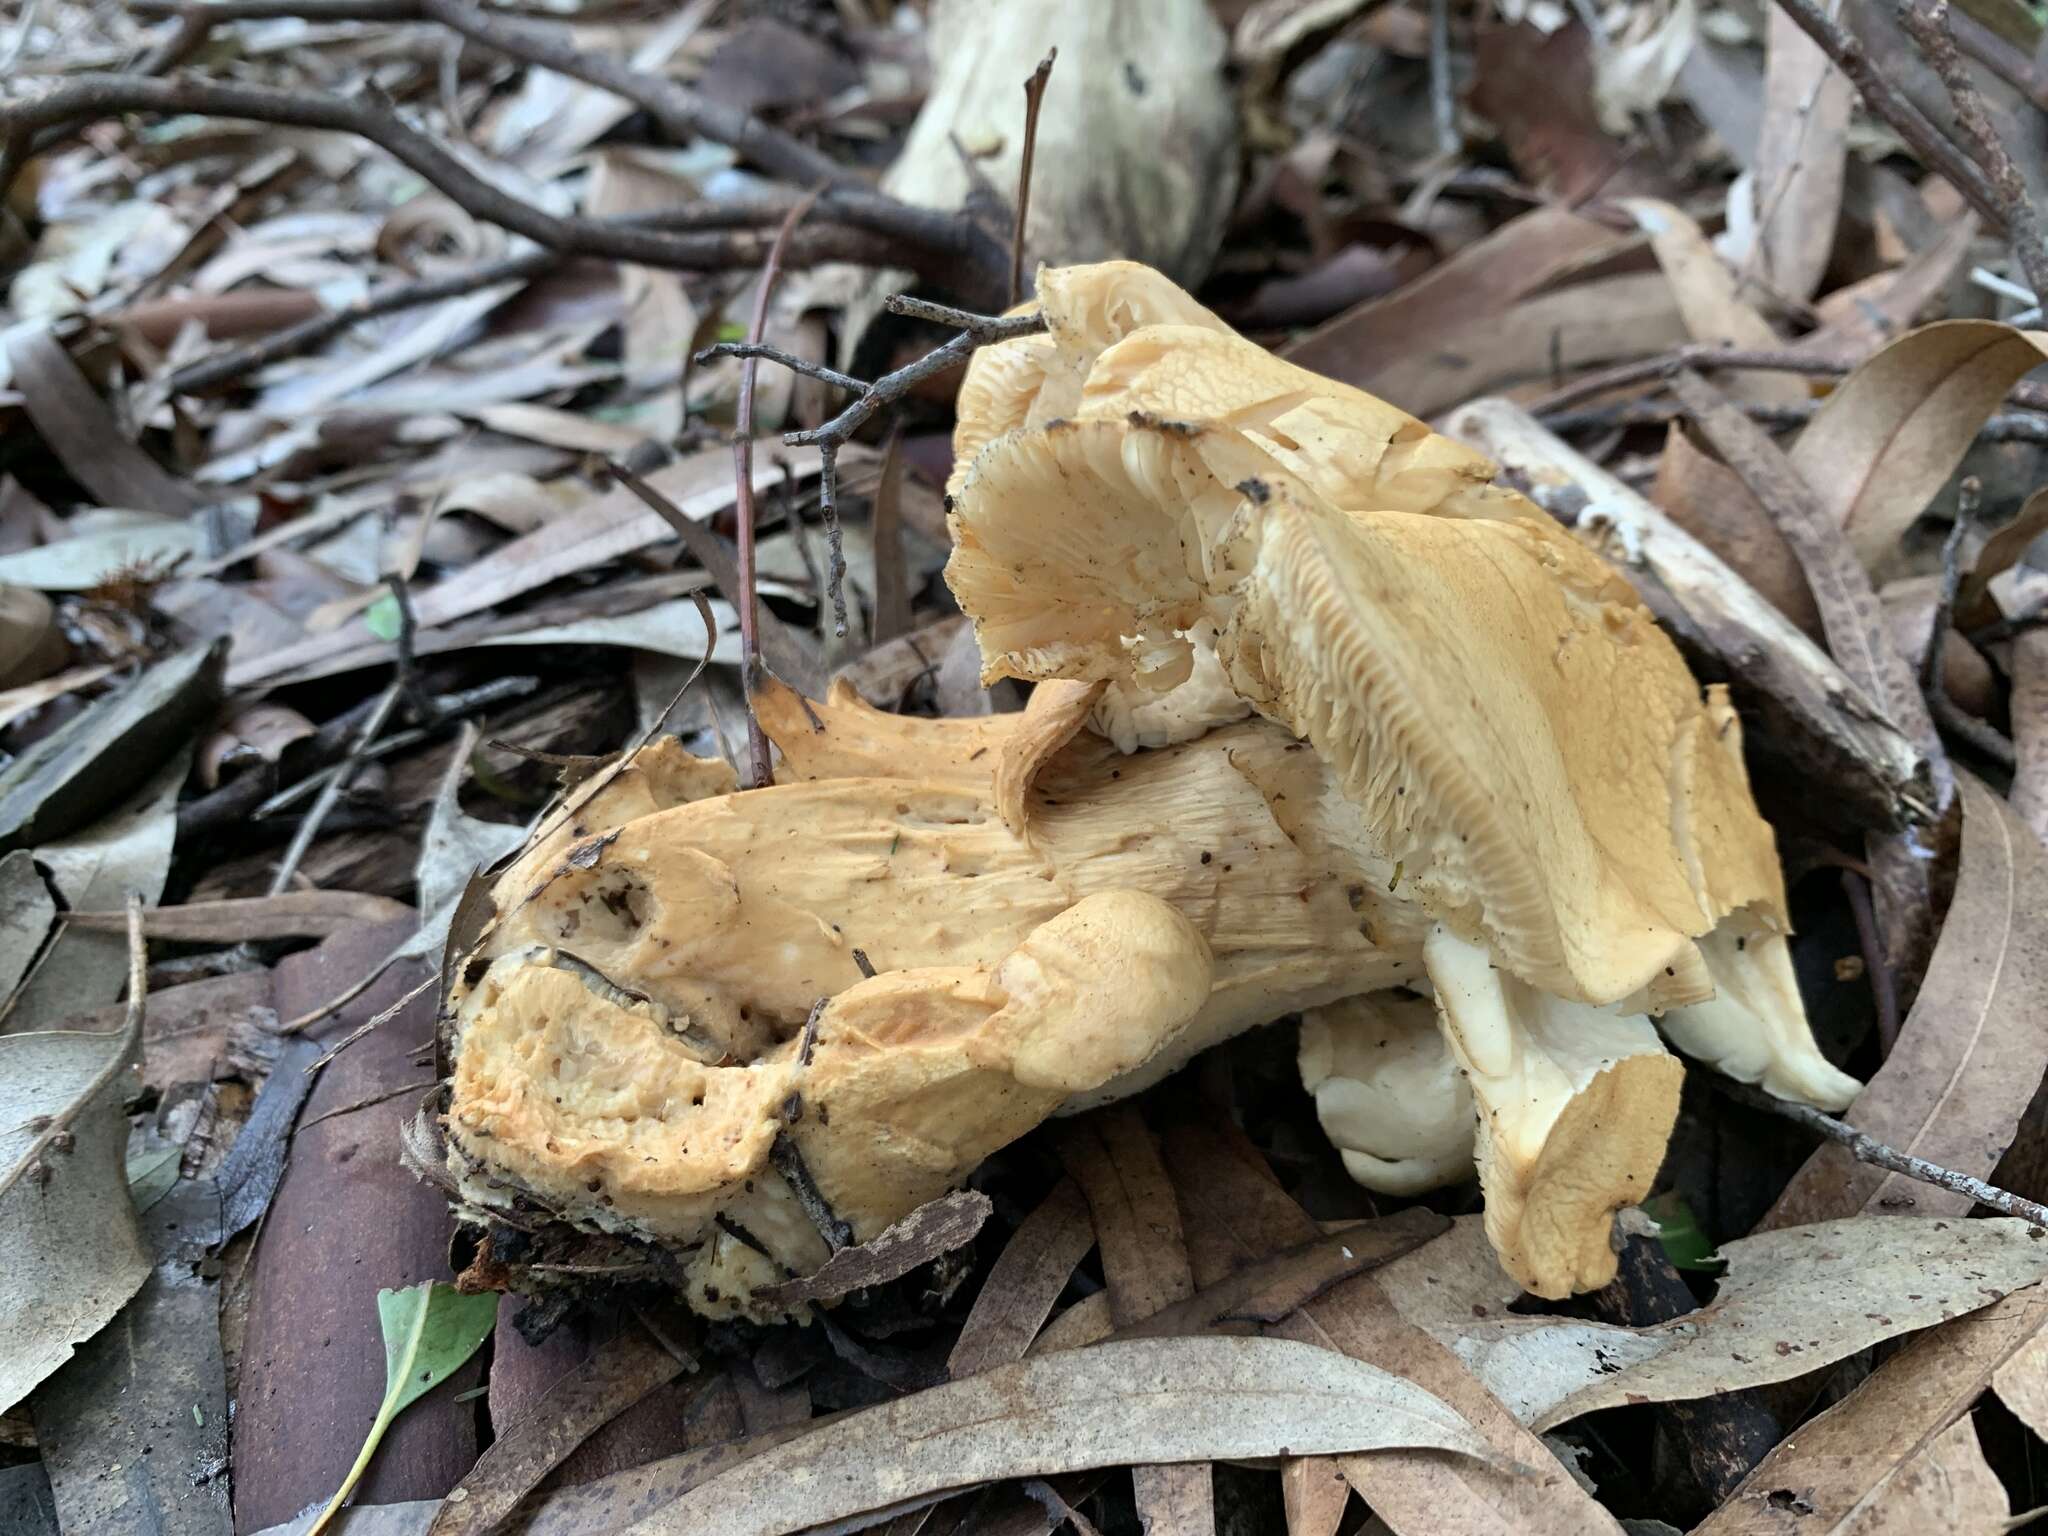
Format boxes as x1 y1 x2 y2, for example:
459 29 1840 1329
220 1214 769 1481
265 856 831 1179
0 643 220 855
1769 775 2048 1226
1695 1288 2048 1534
625 1337 1488 1536
1375 1212 2048 1431
947 1178 1097 1380
0 849 55 1004
0 1000 150 1410
1623 198 1806 408
752 1189 993 1308
68 891 412 942
307 1283 500 1536
1748 6 1850 304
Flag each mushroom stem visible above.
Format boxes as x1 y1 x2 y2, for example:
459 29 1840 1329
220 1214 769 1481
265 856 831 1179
1423 925 1684 1298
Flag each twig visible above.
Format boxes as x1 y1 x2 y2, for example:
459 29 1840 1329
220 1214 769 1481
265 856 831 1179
385 572 438 726
1921 480 2016 769
0 76 924 281
0 898 145 1201
122 0 1007 297
295 1078 435 1131
1021 1480 1105 1536
1713 1077 2048 1227
1899 0 2048 307
268 681 400 896
306 972 436 1070
732 187 824 786
699 303 1048 641
1012 50 1056 307
1840 868 1902 1054
1428 0 1459 156
771 1131 854 1252
1769 0 2007 232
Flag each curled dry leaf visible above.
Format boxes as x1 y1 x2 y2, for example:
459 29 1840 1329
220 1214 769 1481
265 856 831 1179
1769 774 2048 1226
621 1337 1489 1536
1788 320 2048 573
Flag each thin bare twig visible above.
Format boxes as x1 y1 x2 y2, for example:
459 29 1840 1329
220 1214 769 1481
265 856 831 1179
1900 0 2048 306
1922 480 2016 768
122 0 1007 296
1715 1077 2048 1227
0 898 146 1201
1770 0 2007 232
699 302 1048 641
0 75 924 282
1429 0 1459 156
771 1131 854 1252
1012 50 1057 307
268 681 401 896
733 187 824 786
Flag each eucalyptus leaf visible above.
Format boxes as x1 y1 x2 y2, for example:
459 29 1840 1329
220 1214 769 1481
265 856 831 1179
307 1283 498 1536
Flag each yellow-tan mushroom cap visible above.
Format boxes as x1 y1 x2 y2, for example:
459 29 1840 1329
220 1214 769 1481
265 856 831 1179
945 415 1789 1006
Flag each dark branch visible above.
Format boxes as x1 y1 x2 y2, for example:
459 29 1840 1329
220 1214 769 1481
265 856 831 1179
1012 49 1057 307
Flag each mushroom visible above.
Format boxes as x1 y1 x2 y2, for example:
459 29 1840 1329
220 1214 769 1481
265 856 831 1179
942 286 1859 1294
444 684 1429 1316
1299 991 1476 1197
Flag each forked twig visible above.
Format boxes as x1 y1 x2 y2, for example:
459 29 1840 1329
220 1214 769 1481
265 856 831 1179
1714 1077 2048 1228
1012 50 1057 307
699 301 1047 640
731 188 824 785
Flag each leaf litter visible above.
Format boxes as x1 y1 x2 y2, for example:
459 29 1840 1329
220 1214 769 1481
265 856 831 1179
11 0 2048 1530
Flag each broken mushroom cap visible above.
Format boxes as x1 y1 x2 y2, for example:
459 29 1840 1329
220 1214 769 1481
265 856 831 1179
1299 992 1477 1196
946 414 1790 1006
950 260 1528 522
1423 924 1684 1297
445 685 1429 1316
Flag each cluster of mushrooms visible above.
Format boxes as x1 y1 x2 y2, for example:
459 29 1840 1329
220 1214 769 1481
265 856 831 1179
439 262 1862 1316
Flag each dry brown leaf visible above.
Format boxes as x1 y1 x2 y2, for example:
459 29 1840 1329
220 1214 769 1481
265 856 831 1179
1696 1288 2048 1535
1769 774 2048 1226
1789 321 2048 572
1058 1111 1212 1536
1654 424 1818 632
1165 1127 1621 1536
1957 485 2048 629
752 1190 992 1308
1279 1458 1351 1536
1801 213 1978 363
620 1336 1488 1536
1991 1311 2048 1436
427 1321 685 1536
1624 198 1807 409
6 329 200 517
1750 6 1851 304
69 891 412 943
1366 273 1689 418
0 585 69 691
1881 575 1997 720
1835 1416 2009 1535
947 1178 1096 1380
1279 205 1638 388
1376 1213 2048 1430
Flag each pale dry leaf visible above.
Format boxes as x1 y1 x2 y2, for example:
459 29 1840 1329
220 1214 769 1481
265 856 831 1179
6 329 200 516
1991 1312 2048 1437
623 1337 1489 1536
0 511 199 592
1789 320 2048 572
1696 1288 2048 1534
0 850 55 1005
1653 425 1817 632
0 665 121 735
1375 1213 2048 1431
6 751 187 1035
1769 774 2048 1226
1750 4 1851 304
0 1020 151 1410
1838 1416 2010 1535
1623 198 1807 408
947 1178 1096 1379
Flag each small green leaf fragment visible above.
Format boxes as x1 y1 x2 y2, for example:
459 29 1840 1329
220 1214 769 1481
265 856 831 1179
306 1282 498 1535
363 592 403 642
125 1143 181 1212
715 321 747 343
1644 1191 1722 1272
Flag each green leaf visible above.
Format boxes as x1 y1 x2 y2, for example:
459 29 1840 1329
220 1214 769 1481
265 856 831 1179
306 1282 497 1535
125 1142 181 1213
363 592 403 642
1643 1191 1722 1272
